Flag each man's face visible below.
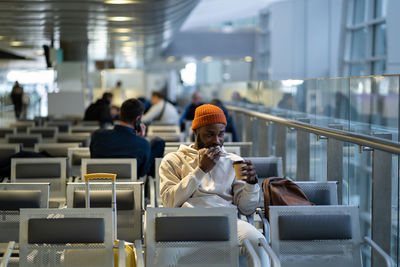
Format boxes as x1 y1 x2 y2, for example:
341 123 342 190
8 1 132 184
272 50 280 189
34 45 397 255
192 92 202 106
194 123 225 149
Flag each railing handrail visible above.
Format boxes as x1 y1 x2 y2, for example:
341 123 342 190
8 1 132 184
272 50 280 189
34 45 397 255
227 105 400 155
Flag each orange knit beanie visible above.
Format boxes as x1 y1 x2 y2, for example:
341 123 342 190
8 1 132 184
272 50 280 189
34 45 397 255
192 104 227 130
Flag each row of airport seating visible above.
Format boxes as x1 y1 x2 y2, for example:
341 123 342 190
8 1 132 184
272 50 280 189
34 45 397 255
0 120 393 266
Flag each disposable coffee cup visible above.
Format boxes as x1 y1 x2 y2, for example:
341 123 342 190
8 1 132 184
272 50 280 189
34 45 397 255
233 160 247 180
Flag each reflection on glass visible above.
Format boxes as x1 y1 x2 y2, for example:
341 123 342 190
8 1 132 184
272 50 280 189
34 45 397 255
353 0 366 24
350 63 365 76
373 60 385 74
373 23 386 57
351 29 367 60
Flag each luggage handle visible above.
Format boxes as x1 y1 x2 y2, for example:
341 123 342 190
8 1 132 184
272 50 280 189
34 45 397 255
84 172 118 241
84 173 117 182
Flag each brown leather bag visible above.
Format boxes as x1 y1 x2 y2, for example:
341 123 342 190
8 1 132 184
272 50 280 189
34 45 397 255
263 177 314 219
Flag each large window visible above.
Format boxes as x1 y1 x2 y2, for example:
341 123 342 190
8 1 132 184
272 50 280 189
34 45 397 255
343 0 387 76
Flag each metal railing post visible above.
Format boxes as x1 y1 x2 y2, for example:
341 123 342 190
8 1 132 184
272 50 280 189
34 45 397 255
296 118 310 180
258 119 269 157
274 123 286 175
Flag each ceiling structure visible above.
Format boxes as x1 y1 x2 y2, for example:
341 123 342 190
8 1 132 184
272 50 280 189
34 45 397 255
0 0 199 68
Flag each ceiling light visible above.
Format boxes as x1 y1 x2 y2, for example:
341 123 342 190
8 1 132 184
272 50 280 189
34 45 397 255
113 28 132 33
35 50 44 56
202 56 213 62
105 0 139 4
244 56 253 62
0 36 5 40
123 42 137 47
166 56 175 62
117 36 131 41
108 17 134 22
121 47 132 52
10 41 23 46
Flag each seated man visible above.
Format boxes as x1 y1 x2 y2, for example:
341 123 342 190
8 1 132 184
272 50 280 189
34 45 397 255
142 92 179 125
159 104 268 266
84 92 114 128
90 98 164 178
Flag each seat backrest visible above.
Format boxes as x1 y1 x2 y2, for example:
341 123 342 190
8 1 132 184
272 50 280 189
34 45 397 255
34 143 80 157
11 158 67 201
155 158 163 206
164 146 179 156
67 182 143 242
146 207 239 267
70 126 99 134
6 134 42 149
147 125 180 135
27 127 58 139
0 183 49 243
295 181 338 205
9 121 35 133
225 142 252 157
269 205 361 267
67 147 90 176
19 208 113 267
0 144 20 160
44 121 72 133
244 156 283 179
148 133 184 142
57 133 90 147
224 146 240 155
82 158 137 181
0 127 16 138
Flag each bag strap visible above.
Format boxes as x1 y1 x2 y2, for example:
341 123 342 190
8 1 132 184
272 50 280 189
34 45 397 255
155 100 167 121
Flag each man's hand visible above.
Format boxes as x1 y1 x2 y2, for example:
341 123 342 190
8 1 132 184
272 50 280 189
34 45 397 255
136 123 146 137
199 146 222 173
241 160 258 184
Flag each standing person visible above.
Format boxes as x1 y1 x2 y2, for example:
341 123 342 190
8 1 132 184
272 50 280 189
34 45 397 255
21 91 30 119
90 98 165 178
10 81 23 119
84 92 114 128
111 80 126 107
142 92 179 125
159 104 268 266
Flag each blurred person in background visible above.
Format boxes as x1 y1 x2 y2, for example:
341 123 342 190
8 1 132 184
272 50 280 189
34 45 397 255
10 81 23 119
142 92 179 125
84 92 114 128
180 91 204 130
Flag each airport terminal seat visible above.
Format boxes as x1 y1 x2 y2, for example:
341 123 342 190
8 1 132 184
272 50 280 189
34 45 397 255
9 122 35 134
268 205 393 267
0 144 20 161
81 158 138 182
145 207 261 267
57 133 91 147
0 128 16 138
67 181 144 242
27 127 58 140
34 143 80 157
67 147 90 177
44 121 71 133
11 158 67 205
5 134 42 151
0 183 49 244
19 208 114 267
70 126 99 134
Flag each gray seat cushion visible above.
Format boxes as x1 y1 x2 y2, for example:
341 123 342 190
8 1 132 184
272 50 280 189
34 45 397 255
0 190 41 210
73 190 134 210
278 214 352 240
28 218 104 244
72 152 90 166
155 216 230 242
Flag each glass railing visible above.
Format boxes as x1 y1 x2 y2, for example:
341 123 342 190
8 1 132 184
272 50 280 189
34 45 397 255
196 74 400 267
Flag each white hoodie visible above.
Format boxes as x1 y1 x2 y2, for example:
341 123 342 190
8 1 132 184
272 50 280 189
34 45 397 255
159 144 260 215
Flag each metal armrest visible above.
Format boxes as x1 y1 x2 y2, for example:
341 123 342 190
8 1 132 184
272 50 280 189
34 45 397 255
0 241 15 267
149 176 155 208
258 238 281 267
256 209 270 242
246 213 255 225
364 237 394 267
242 238 261 267
134 240 144 267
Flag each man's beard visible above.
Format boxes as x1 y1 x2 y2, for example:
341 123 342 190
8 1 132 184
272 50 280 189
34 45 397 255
196 133 223 149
